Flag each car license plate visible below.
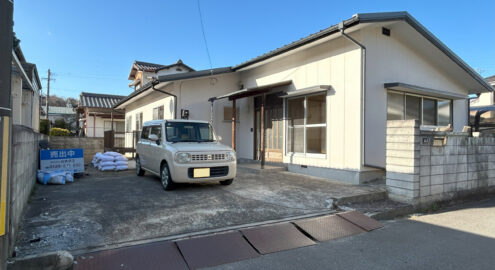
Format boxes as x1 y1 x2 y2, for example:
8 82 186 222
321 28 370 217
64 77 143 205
194 168 210 178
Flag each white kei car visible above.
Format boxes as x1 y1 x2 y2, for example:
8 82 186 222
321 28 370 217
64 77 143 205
135 120 236 190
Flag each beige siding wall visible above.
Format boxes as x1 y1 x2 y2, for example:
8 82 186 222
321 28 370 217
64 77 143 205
239 34 362 170
123 73 241 152
363 24 471 168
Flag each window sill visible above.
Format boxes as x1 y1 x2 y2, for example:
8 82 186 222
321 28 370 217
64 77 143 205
286 152 327 159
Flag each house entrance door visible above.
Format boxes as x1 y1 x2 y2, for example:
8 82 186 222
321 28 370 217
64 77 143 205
254 93 283 162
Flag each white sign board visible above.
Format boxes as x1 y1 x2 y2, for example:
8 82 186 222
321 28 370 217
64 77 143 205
40 148 84 173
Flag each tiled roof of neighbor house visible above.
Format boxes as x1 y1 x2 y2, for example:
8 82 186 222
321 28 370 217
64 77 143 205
79 92 126 109
486 75 495 84
133 61 165 72
42 106 75 115
128 59 196 80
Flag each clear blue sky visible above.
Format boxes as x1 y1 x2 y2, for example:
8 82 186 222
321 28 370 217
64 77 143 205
13 0 495 99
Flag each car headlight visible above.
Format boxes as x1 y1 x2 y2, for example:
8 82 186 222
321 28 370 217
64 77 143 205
226 151 236 161
175 152 191 163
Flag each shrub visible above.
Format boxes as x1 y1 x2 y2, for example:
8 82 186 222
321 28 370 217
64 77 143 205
53 118 68 130
40 119 49 135
50 127 70 136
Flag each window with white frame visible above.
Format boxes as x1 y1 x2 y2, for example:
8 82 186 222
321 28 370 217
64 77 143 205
387 91 452 126
287 93 326 155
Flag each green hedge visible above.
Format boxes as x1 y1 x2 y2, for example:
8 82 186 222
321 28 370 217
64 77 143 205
39 119 49 135
50 127 70 136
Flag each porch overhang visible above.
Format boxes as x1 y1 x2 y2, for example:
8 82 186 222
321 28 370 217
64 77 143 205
384 82 468 100
279 85 331 98
210 80 292 101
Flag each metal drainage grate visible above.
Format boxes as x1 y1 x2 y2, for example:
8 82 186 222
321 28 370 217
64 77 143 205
241 222 315 254
73 241 188 270
337 211 384 231
294 214 366 242
176 231 259 269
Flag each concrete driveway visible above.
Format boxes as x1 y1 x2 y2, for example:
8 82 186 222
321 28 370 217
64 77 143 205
14 165 385 257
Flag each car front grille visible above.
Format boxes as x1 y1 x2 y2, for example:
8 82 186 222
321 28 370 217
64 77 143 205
188 166 229 178
191 153 226 162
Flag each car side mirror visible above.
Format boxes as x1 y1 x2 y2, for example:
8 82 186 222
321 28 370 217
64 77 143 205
217 135 222 141
149 134 159 141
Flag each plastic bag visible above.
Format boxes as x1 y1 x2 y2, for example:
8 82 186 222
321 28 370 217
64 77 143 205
37 170 70 185
104 151 121 157
100 161 115 167
65 171 74 183
37 171 51 185
115 155 128 161
99 155 114 162
115 160 128 166
50 175 66 185
100 165 115 171
115 165 128 171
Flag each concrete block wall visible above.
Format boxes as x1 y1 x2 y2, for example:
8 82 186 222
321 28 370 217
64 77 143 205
49 137 104 164
8 125 45 254
386 120 495 204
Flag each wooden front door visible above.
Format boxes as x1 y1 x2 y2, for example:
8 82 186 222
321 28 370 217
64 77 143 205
254 93 283 162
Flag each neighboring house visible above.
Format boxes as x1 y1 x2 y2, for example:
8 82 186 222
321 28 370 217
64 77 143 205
114 11 492 184
128 59 195 91
41 105 77 132
77 92 125 137
470 75 495 106
11 38 42 132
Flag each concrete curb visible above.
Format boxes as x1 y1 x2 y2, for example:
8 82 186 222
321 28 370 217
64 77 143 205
335 190 388 205
7 250 73 270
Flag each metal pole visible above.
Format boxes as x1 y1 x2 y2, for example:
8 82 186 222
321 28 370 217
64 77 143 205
46 69 51 131
231 99 236 150
0 0 13 266
260 94 265 169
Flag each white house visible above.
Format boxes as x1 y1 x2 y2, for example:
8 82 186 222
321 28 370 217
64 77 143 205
114 12 492 184
128 59 195 91
11 41 42 132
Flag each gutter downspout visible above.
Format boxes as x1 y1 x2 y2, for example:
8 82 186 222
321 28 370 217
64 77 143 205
151 79 177 119
339 22 377 169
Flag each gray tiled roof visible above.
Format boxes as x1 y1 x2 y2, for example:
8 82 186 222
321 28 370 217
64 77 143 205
133 61 165 72
133 59 195 72
80 92 126 108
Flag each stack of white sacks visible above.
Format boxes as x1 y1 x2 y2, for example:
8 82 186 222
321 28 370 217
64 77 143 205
92 151 129 171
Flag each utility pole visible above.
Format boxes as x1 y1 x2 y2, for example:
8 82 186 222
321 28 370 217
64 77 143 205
0 0 13 268
46 69 51 119
43 69 54 131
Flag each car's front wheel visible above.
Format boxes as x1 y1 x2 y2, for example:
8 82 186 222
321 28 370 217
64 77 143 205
220 179 234 186
136 156 145 176
160 163 176 190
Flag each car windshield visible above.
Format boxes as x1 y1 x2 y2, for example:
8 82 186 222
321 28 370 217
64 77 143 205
165 122 215 143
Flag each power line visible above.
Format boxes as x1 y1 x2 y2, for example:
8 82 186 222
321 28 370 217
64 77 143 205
196 0 212 69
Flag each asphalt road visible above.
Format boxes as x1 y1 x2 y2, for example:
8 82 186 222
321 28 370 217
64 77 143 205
208 198 495 270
